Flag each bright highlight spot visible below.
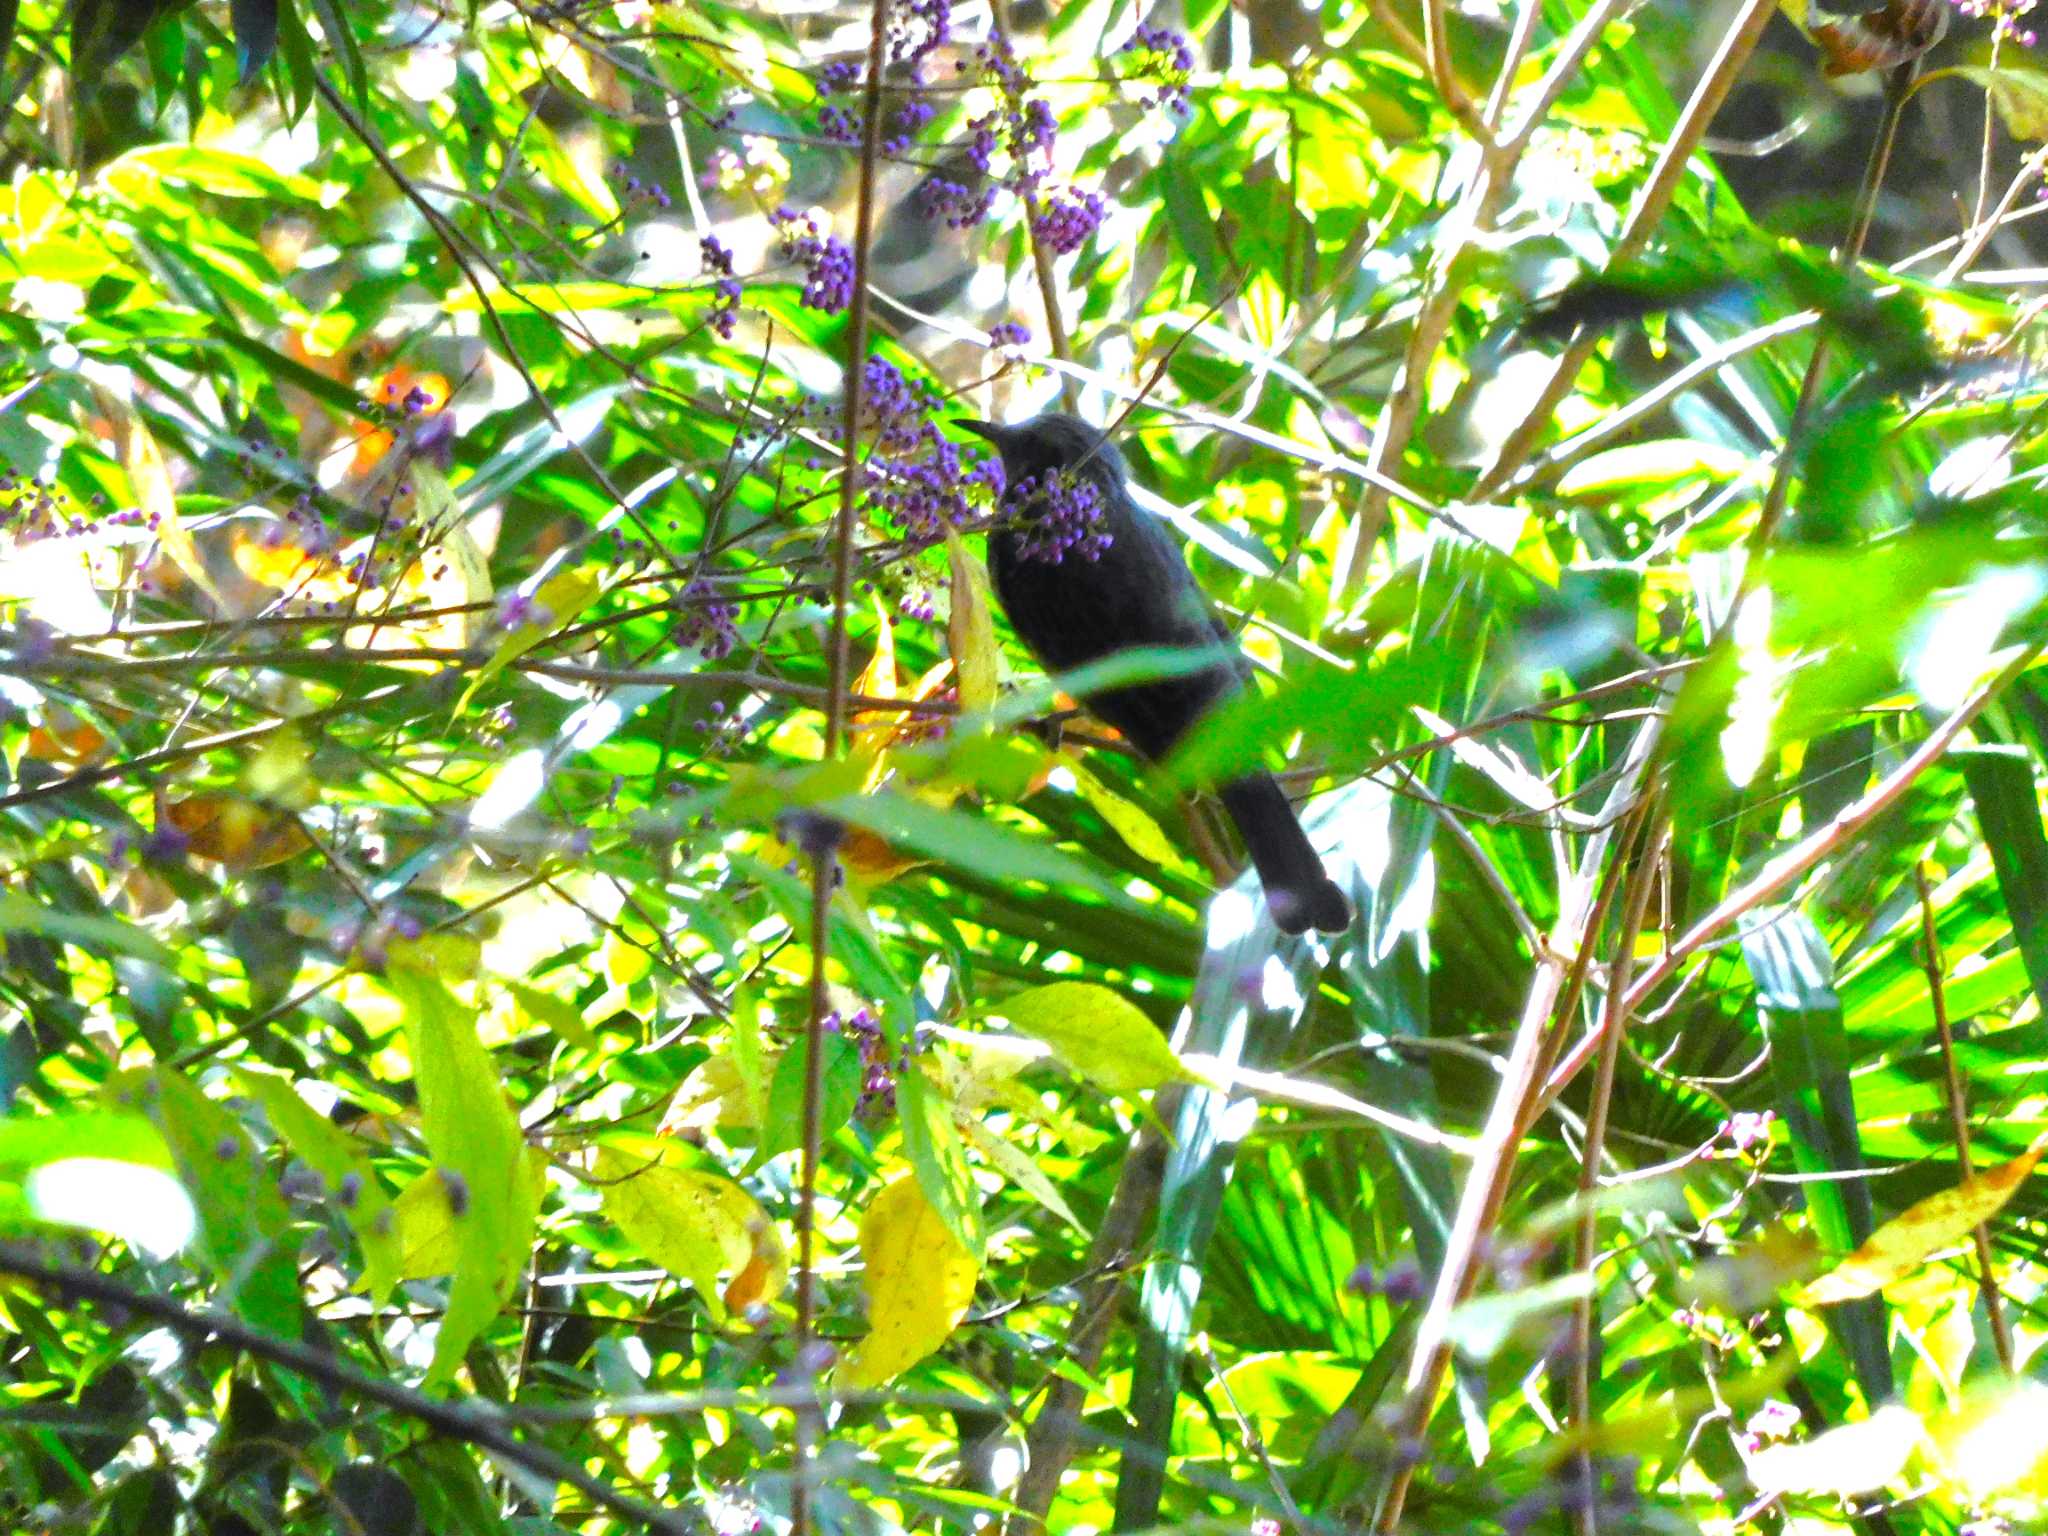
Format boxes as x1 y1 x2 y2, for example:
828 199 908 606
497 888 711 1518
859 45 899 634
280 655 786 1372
27 1158 195 1260
470 748 546 830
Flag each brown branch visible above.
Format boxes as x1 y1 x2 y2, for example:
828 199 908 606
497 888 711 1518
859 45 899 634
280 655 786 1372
1914 861 2015 1373
0 1242 695 1534
1008 1112 1172 1533
1472 0 1779 497
794 0 892 1528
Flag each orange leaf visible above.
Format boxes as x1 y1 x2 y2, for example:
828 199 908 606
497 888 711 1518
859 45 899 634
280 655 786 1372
161 795 311 870
25 709 108 763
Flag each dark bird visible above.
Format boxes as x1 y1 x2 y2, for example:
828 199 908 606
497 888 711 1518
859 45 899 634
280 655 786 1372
958 412 1350 936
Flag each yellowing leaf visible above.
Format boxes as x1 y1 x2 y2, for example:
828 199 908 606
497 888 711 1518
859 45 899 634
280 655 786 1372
1748 1404 1923 1496
88 381 224 609
990 981 1194 1096
839 1174 980 1390
1931 65 2048 141
345 467 493 654
161 794 311 870
945 527 998 714
595 1142 781 1321
391 1166 465 1279
25 706 110 763
1800 1132 2048 1305
955 1114 1083 1234
1059 753 1190 873
661 1051 772 1134
456 567 602 718
721 1219 788 1314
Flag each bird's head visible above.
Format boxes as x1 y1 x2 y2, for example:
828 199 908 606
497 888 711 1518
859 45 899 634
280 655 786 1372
956 412 1126 495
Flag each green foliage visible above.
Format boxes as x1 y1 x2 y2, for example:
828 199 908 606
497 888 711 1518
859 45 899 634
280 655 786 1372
11 0 2048 1532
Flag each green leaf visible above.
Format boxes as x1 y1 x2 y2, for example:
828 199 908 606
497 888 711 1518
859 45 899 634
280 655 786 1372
140 1068 302 1334
1958 745 2048 1055
820 789 1146 913
1741 909 1893 1403
988 981 1192 1096
757 1032 863 1163
385 965 535 1388
0 890 176 969
897 1067 986 1261
234 1067 401 1305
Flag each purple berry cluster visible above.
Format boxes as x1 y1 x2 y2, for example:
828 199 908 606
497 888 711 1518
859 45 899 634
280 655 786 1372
612 163 675 211
987 321 1030 351
671 575 740 659
494 591 554 632
1007 469 1111 563
1951 0 2037 46
1029 185 1106 255
920 33 1062 231
700 235 744 340
823 1007 906 1119
816 0 951 149
769 207 856 313
885 0 953 78
1120 24 1195 116
1346 1256 1427 1304
856 356 993 543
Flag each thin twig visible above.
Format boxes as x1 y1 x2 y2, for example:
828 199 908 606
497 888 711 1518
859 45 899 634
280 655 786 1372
1914 861 2016 1373
793 0 892 1528
1472 0 1779 496
1568 818 1667 1536
0 1242 696 1534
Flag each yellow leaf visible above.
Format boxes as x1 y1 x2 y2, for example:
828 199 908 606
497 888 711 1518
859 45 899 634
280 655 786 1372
455 567 601 718
839 1175 980 1390
595 1142 779 1322
160 794 310 870
1748 1404 1923 1496
1059 753 1191 874
851 597 900 792
87 382 225 609
990 981 1194 1096
345 466 493 654
944 527 999 714
1800 1132 2048 1305
229 523 356 601
661 1051 771 1134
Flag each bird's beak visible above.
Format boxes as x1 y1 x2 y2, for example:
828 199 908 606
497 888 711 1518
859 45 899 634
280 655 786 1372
954 418 1003 443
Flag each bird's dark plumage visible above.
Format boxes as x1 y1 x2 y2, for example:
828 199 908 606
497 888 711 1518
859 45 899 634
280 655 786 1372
959 412 1350 936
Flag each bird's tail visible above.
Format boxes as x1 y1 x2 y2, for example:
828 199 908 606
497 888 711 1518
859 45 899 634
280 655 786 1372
1217 775 1351 936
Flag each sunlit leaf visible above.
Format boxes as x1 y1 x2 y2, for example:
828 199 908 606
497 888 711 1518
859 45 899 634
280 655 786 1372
1747 1404 1924 1495
595 1141 780 1321
839 1175 981 1390
987 981 1194 1096
1801 1132 2048 1304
